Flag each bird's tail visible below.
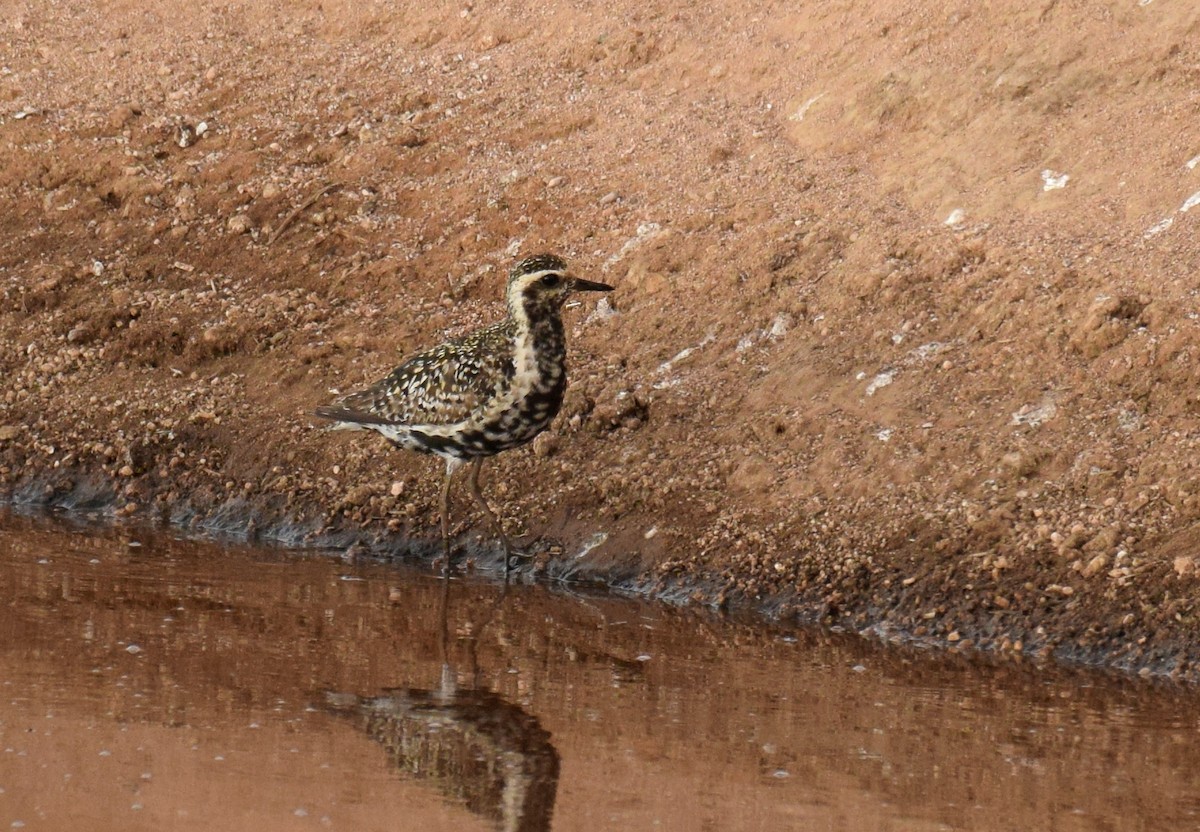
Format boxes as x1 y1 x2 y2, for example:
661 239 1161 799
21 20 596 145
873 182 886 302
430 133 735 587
314 405 395 430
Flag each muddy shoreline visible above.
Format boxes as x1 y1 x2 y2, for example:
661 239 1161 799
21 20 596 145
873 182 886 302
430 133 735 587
5 470 1197 685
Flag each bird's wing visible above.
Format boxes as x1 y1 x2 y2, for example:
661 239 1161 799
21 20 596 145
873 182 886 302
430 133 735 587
316 321 515 428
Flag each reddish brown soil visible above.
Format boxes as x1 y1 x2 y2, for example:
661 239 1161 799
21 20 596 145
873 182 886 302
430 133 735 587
2 0 1200 678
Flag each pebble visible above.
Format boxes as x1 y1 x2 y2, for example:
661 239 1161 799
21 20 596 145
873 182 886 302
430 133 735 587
599 191 618 205
227 214 252 234
396 127 424 148
107 104 140 130
546 176 566 188
532 433 559 457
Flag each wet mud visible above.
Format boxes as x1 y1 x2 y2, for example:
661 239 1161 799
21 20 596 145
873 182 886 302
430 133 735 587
2 513 1199 831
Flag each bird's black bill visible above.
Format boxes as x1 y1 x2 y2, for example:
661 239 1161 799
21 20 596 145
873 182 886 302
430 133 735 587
569 277 614 292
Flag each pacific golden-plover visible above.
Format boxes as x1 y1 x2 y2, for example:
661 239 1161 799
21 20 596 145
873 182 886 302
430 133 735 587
315 253 613 574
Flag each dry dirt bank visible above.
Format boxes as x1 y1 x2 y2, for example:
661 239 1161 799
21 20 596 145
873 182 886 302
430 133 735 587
2 0 1200 679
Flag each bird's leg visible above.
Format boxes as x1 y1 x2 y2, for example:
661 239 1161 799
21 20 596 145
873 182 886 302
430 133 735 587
436 570 455 699
439 457 460 575
466 457 524 577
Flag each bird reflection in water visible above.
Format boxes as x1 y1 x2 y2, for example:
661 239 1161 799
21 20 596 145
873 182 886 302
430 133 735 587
324 579 560 832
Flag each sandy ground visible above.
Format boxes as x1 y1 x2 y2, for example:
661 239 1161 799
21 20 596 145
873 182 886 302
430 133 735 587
2 0 1200 679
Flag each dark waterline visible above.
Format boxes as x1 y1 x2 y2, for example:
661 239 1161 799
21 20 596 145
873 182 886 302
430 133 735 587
1 512 1198 831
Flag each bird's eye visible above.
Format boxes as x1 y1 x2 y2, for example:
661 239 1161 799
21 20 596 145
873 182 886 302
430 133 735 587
540 273 562 287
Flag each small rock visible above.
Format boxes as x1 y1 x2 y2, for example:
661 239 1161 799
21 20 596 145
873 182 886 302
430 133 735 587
1041 169 1070 191
342 485 373 507
1011 400 1057 428
118 465 134 477
584 296 618 326
1082 554 1109 578
599 191 619 205
1175 556 1196 578
0 425 21 441
261 183 281 200
1000 451 1037 478
227 214 252 234
396 127 424 148
532 433 559 457
107 104 140 130
546 176 566 188
1083 525 1121 554
769 313 791 339
389 480 405 497
1069 296 1144 358
865 370 894 396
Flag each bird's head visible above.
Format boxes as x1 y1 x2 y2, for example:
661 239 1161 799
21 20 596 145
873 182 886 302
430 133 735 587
505 253 612 317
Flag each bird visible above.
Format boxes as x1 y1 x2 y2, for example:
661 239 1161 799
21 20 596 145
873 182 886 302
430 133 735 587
314 253 613 575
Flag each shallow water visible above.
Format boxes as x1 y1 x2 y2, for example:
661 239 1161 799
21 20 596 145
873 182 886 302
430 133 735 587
1 513 1198 831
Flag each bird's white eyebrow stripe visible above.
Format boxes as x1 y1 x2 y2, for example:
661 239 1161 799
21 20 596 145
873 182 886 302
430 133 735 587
517 269 565 281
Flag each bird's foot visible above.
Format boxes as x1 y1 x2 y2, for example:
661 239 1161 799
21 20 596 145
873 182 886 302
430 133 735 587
505 548 533 567
432 553 460 576
501 545 535 578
